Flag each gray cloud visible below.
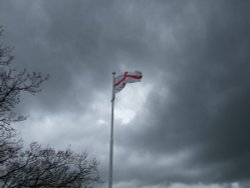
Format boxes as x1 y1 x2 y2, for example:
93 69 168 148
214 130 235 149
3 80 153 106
117 0 250 185
1 0 250 187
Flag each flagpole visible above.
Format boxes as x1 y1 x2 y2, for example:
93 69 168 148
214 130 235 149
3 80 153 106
108 72 116 188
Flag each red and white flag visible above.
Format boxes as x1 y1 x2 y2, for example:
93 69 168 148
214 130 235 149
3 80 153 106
114 71 143 93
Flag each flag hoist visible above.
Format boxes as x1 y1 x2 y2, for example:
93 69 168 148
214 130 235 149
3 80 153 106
109 71 143 188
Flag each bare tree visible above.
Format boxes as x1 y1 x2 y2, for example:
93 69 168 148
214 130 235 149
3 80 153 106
1 142 99 188
0 128 21 165
0 27 100 187
0 26 49 130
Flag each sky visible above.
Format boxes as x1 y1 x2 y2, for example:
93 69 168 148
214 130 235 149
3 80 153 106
1 0 250 188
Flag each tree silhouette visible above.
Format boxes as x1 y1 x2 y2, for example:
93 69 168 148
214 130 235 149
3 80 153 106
0 27 100 188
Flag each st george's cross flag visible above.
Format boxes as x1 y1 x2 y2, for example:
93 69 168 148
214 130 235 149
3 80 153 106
114 71 143 93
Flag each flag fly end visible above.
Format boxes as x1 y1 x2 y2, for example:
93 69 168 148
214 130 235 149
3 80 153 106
114 71 143 94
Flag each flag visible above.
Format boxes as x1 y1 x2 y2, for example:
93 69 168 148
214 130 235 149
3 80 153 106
114 71 143 93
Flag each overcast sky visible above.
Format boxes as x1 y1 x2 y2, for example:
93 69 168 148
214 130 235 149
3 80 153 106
1 0 250 188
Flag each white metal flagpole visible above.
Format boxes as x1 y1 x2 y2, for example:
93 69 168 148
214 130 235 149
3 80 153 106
108 72 116 188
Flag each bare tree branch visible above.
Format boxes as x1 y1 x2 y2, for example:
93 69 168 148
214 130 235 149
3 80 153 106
0 27 100 188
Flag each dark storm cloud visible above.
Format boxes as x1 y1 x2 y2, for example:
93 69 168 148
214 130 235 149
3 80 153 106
117 0 250 185
1 0 250 187
0 0 154 113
